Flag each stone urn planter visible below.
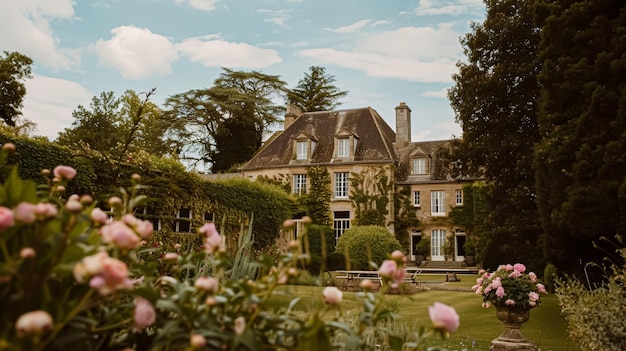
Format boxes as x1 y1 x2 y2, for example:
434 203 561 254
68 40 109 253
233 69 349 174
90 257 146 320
490 307 537 351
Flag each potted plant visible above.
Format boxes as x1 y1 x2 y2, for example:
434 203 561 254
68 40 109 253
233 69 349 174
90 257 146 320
464 240 476 266
443 236 455 261
414 238 430 266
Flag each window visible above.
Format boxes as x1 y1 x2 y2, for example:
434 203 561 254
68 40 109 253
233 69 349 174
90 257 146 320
337 138 350 157
413 191 421 207
455 189 463 205
135 205 159 232
431 229 446 257
333 211 350 245
204 212 214 222
431 191 445 216
296 141 307 160
293 174 307 195
334 172 349 198
412 158 427 174
174 208 192 233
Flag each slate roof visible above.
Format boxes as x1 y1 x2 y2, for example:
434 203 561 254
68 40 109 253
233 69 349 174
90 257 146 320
394 140 452 183
242 107 397 170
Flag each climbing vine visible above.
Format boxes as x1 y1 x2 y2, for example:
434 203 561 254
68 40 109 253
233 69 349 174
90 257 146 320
349 166 393 227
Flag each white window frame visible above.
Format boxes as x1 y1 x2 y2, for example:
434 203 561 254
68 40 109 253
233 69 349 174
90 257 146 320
296 141 307 160
431 191 446 216
334 172 349 198
293 174 307 195
412 158 427 175
413 190 421 207
455 189 463 205
333 211 350 245
337 138 350 157
175 208 192 233
431 229 446 258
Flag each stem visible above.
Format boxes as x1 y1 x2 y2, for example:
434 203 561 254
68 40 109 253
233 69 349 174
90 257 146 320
91 317 132 333
0 240 13 267
37 289 95 351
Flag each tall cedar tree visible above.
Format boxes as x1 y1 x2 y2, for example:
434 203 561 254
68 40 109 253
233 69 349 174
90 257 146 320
0 51 33 127
287 66 348 112
448 0 544 270
165 68 286 172
534 0 626 276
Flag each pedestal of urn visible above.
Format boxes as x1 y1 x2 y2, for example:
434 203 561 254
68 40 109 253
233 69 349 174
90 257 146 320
490 307 537 351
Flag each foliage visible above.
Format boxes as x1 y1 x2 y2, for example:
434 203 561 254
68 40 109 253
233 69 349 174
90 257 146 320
287 66 348 112
443 236 455 258
302 166 332 226
448 182 487 258
165 68 287 172
326 251 346 271
0 51 33 127
350 166 393 227
392 185 419 249
543 263 558 293
472 263 548 309
336 226 402 271
414 238 430 257
0 146 458 350
555 245 626 351
304 224 335 257
533 0 626 278
448 0 544 271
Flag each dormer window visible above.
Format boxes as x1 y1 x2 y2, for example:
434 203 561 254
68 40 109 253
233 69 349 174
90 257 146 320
411 158 428 175
296 141 307 160
337 138 350 157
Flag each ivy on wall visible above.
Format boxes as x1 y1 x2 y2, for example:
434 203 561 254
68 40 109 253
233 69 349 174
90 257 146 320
303 166 332 226
349 166 392 227
392 185 420 250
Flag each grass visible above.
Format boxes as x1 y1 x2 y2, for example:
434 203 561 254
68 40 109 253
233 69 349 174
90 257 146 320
268 275 579 351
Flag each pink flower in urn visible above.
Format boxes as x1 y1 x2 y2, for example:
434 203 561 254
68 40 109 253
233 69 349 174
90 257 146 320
529 291 540 302
0 206 15 232
536 283 547 293
195 277 219 294
133 298 156 331
100 221 140 250
513 263 526 273
14 202 36 224
505 264 514 271
528 272 537 282
53 165 77 180
90 208 109 224
428 302 460 333
15 310 53 336
508 270 522 278
505 299 516 306
496 287 505 298
323 286 343 304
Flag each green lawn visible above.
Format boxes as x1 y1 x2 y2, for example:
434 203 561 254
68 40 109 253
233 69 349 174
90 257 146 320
269 278 579 351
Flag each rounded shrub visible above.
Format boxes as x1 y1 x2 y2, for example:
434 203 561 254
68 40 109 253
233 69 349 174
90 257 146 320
304 224 335 257
335 225 402 270
326 252 346 271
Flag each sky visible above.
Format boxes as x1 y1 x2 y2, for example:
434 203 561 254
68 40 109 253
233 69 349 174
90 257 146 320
1 0 487 142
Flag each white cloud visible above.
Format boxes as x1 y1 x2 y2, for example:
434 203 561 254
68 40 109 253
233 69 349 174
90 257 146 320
176 36 282 68
371 20 390 27
0 0 80 70
258 9 292 28
298 24 462 83
94 26 179 80
174 0 218 12
412 0 484 16
422 88 449 98
326 20 371 33
22 74 94 139
434 120 462 139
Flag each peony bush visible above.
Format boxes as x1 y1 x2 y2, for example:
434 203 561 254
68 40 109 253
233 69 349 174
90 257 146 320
0 144 458 350
472 263 547 309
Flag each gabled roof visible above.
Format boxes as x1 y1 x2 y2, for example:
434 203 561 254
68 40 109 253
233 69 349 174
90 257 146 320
394 140 452 183
242 107 396 170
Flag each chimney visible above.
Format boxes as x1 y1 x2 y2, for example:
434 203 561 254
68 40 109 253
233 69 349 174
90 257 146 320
284 104 303 130
395 102 412 147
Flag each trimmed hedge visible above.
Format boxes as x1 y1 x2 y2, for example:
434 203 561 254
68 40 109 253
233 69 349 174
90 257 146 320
335 225 402 270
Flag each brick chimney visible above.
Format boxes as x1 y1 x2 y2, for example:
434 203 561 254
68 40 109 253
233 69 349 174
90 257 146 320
395 102 412 147
284 104 303 130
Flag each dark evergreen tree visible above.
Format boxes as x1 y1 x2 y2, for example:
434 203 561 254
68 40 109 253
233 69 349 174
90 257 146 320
0 51 33 127
534 0 626 276
287 66 348 112
448 0 544 270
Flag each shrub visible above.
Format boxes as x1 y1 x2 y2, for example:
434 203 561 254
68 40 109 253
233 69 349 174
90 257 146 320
543 262 558 293
415 237 430 256
335 225 402 270
304 224 335 256
326 251 346 271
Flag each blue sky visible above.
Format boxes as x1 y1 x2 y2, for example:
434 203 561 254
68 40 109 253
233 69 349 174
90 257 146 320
1 0 486 141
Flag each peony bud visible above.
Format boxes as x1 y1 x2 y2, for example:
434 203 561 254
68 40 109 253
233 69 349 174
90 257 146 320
133 298 156 331
0 206 15 232
14 202 36 224
190 334 206 348
3 143 16 153
65 199 83 212
90 208 109 224
322 286 343 304
20 247 36 259
53 165 77 180
428 302 460 333
15 310 53 336
195 277 219 294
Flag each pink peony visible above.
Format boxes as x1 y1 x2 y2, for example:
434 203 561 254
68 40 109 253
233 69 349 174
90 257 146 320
134 220 154 239
34 203 57 219
496 287 505 298
90 208 109 224
53 165 77 180
100 221 140 250
529 292 540 302
20 247 36 259
0 206 15 232
508 270 522 278
200 223 222 253
322 286 343 304
513 263 526 273
428 302 460 333
536 283 547 293
391 250 406 262
133 298 156 331
505 299 516 306
14 202 36 224
195 277 219 294
79 252 132 295
163 252 178 263
528 272 537 282
65 199 83 212
360 279 375 290
15 310 53 336
190 334 207 348
505 264 514 271
378 260 398 279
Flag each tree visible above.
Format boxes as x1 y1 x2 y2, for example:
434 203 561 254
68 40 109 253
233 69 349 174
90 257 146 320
287 66 348 112
165 68 287 172
448 0 544 270
0 51 33 127
533 1 626 276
